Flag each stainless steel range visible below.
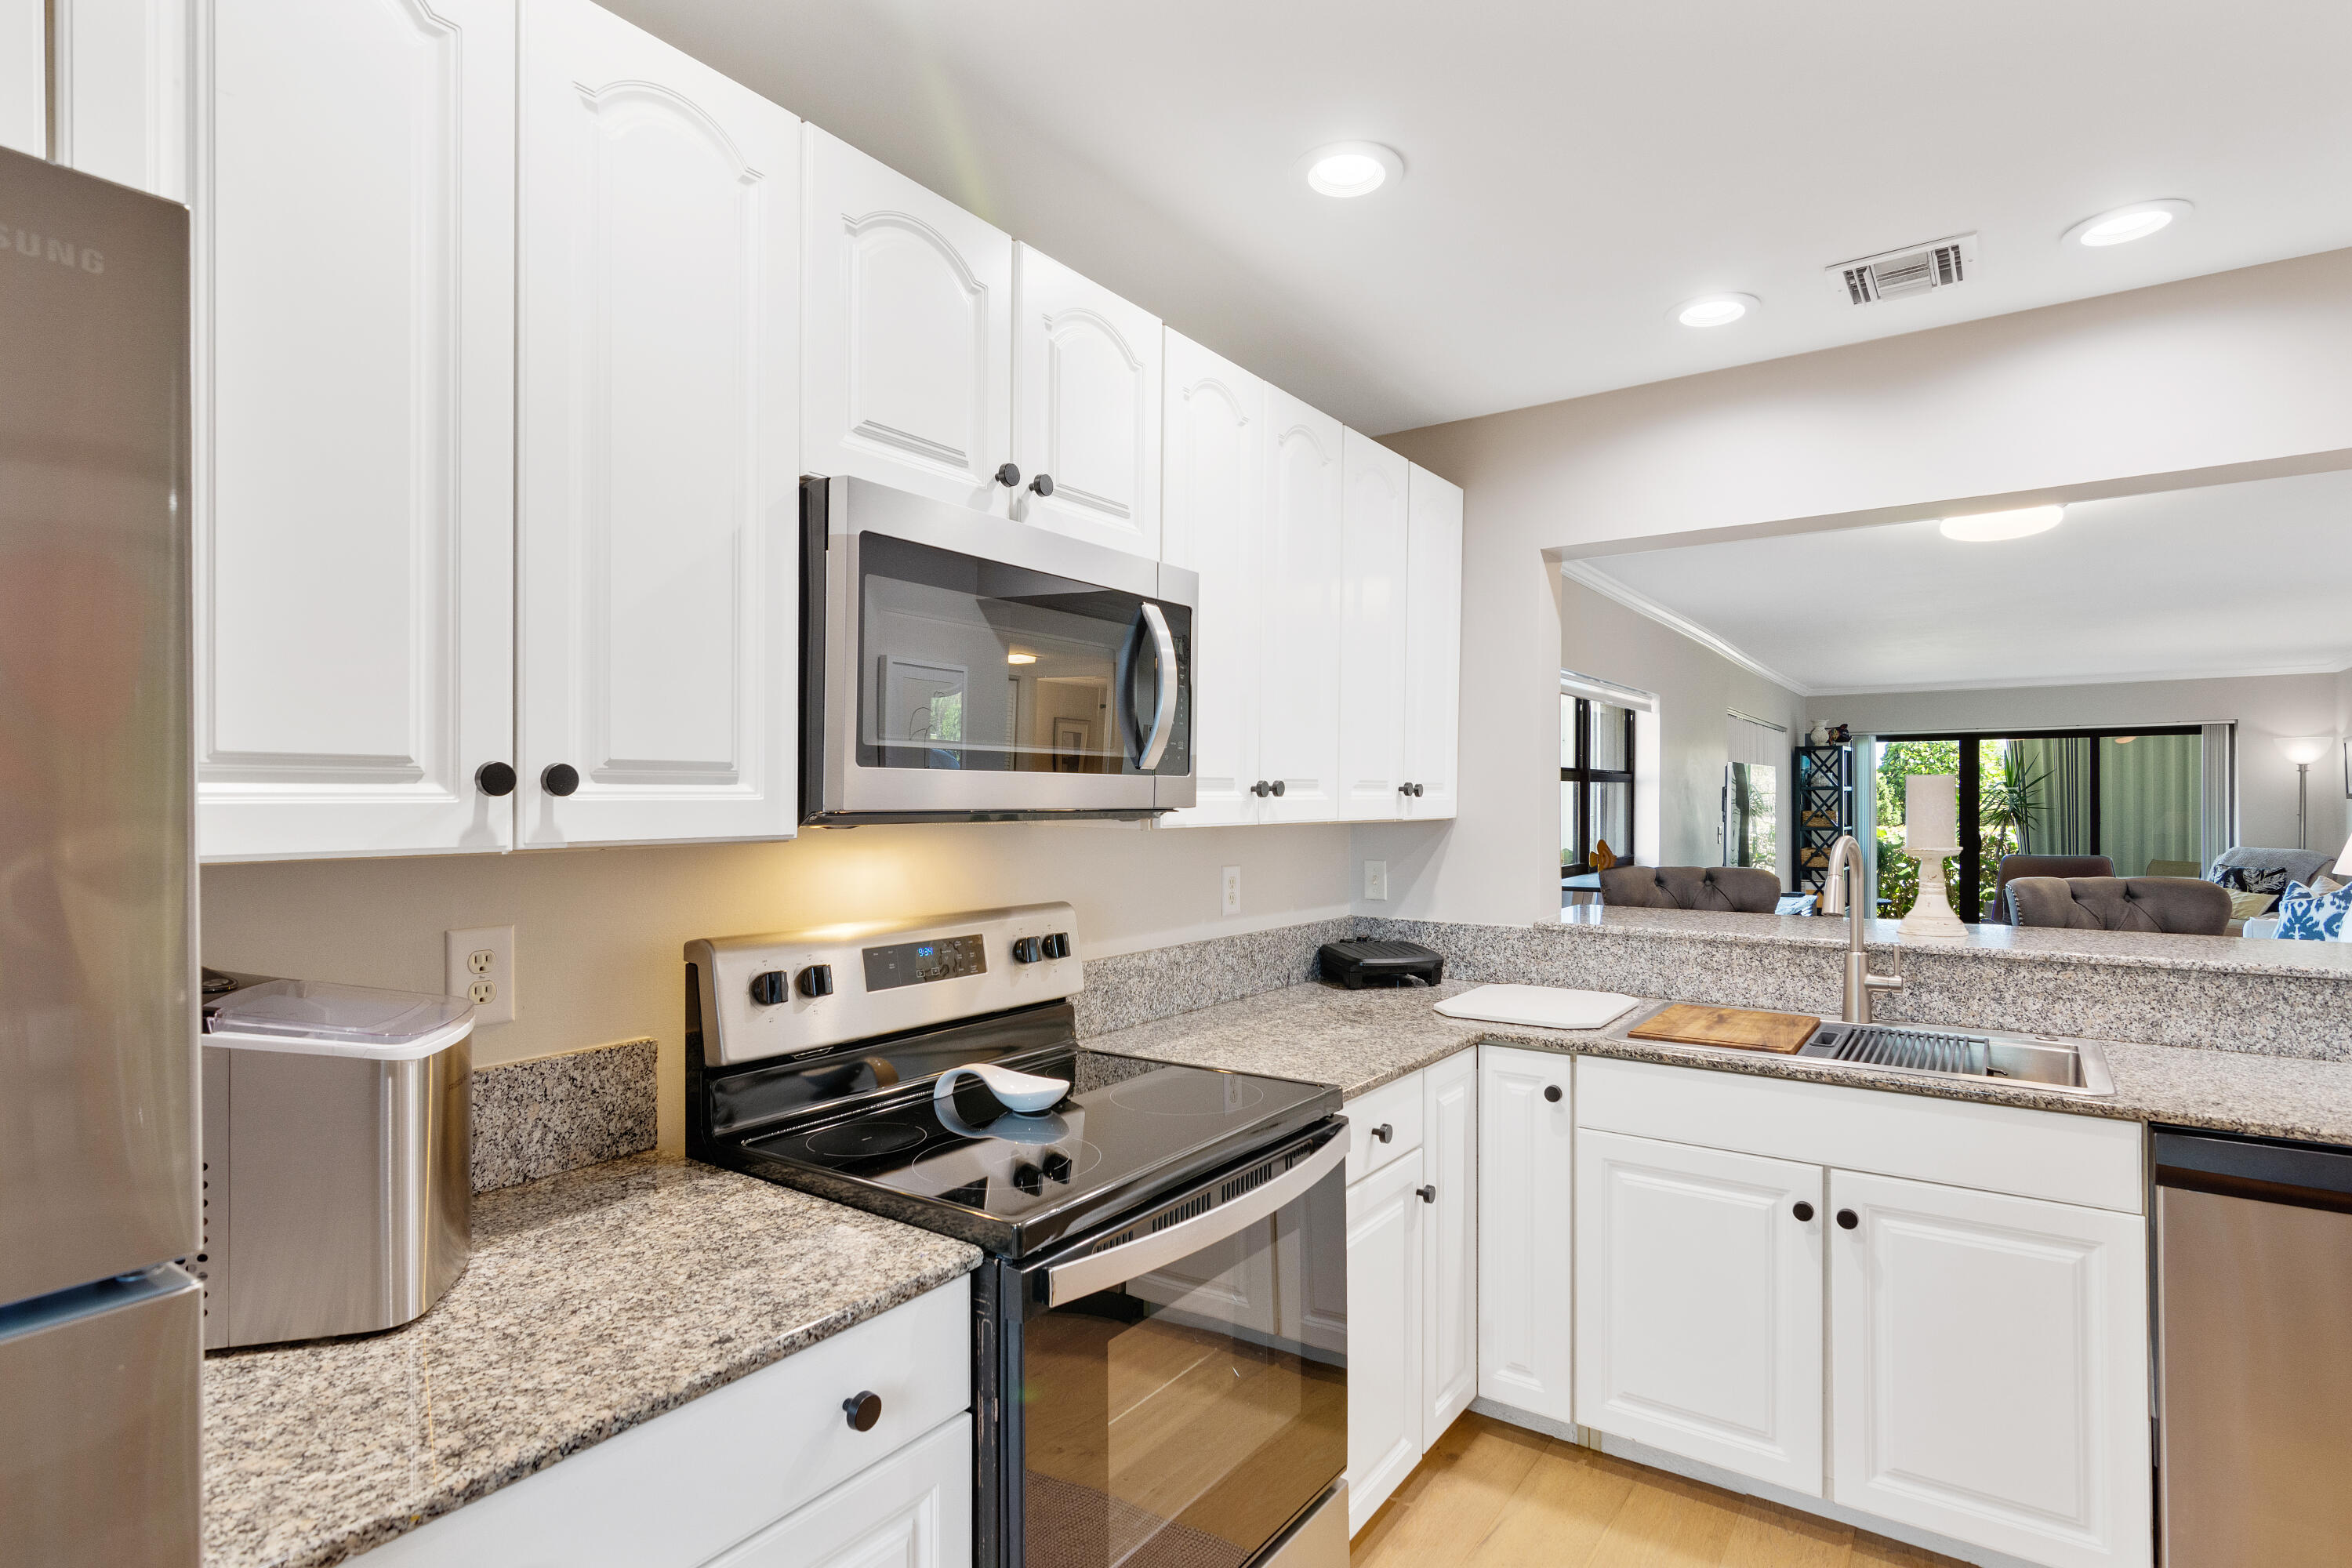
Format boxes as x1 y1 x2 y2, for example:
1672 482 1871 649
686 905 1350 1568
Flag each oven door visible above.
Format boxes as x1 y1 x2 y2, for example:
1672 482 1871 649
805 475 1196 822
978 1121 1348 1568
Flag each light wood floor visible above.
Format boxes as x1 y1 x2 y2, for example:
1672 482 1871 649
1352 1413 1970 1568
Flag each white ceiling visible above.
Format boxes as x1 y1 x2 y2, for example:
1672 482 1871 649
1571 469 2352 695
601 0 2352 436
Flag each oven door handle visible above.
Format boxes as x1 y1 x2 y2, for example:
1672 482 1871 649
1046 1125 1347 1307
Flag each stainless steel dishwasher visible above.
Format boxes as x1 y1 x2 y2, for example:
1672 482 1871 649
2156 1124 2352 1565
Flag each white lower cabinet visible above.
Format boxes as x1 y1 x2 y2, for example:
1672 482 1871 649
351 1279 971 1567
1573 1130 1824 1495
1475 1045 1573 1425
1345 1147 1425 1534
1829 1171 2151 1568
1419 1050 1479 1447
702 1413 970 1568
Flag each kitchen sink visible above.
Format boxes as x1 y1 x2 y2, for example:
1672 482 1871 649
1798 1022 2116 1096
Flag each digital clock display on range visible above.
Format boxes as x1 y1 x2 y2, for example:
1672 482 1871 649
862 932 987 992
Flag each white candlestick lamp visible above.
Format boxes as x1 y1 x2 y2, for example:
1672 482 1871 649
1900 774 1967 940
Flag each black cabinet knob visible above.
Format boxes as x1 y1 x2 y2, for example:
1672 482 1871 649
1269 779 1286 797
797 964 834 998
1250 780 1271 797
749 971 788 1006
1544 1085 1563 1103
475 761 516 797
1012 937 1044 964
1412 782 1425 797
994 463 1021 488
1043 932 1071 960
1793 1201 1816 1222
843 1391 882 1432
1836 1208 1860 1230
1372 1123 1393 1143
541 763 579 797
1029 473 1054 497
1417 1185 1437 1204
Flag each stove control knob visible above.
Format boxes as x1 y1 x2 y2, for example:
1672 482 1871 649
1042 1150 1073 1184
749 970 789 1006
1042 932 1072 960
797 964 835 999
843 1392 882 1432
1011 937 1044 964
1013 1162 1044 1196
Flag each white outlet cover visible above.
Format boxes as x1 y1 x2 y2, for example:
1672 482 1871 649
1221 866 1241 916
446 925 515 1025
1364 859 1389 901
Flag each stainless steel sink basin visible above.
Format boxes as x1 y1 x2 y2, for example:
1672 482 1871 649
1607 1013 2117 1097
1798 1022 2115 1097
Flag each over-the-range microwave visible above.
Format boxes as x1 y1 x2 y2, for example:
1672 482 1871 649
800 475 1197 824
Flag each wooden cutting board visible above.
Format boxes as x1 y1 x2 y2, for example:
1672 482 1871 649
1627 1003 1820 1054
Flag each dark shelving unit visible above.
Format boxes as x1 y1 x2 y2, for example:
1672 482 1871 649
1795 744 1855 898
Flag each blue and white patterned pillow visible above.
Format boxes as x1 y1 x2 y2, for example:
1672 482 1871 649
1775 892 1818 916
2274 880 2352 940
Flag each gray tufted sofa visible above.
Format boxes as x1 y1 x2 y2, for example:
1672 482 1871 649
1599 865 1783 913
2005 876 2233 935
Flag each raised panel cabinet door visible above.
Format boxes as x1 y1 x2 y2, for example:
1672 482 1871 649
1477 1046 1573 1425
1421 1049 1478 1448
1011 244 1162 557
1828 1171 2151 1568
515 0 799 848
1575 1129 1825 1497
193 0 516 860
700 1413 972 1568
1401 465 1462 820
1257 387 1343 823
1338 430 1409 822
53 0 191 198
802 126 1014 514
1156 329 1264 827
1346 1151 1425 1536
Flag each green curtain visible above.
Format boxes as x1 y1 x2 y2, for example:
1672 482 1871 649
2100 735 2202 878
2011 737 2092 855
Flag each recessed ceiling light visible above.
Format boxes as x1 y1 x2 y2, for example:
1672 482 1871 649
2063 199 2193 248
1673 293 1758 328
1301 142 1402 199
1005 651 1036 666
1938 504 2065 542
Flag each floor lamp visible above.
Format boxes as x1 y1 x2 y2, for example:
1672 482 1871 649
2276 736 2333 849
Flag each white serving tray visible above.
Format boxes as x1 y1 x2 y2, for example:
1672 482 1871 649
1434 984 1642 1032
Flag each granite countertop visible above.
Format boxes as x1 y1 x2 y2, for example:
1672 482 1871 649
1088 978 2352 1145
204 1155 981 1568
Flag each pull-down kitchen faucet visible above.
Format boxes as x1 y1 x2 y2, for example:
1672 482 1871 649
1818 833 1904 1025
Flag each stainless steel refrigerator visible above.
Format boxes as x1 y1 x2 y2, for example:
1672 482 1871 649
0 146 201 1566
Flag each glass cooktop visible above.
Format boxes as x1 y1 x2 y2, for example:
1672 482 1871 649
735 1047 1336 1256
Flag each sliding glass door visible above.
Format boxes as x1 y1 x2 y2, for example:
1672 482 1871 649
1874 728 2206 918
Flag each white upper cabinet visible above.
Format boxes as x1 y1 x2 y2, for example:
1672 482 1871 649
1829 1171 2151 1568
193 0 517 860
801 126 1014 514
515 0 800 848
1339 431 1410 821
1401 465 1462 819
1158 330 1265 828
1258 388 1344 822
1011 244 1162 556
1576 1130 1826 1497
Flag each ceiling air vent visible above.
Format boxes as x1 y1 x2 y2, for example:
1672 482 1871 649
1825 233 1979 307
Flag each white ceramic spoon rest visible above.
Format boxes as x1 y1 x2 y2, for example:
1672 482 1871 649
935 1061 1069 1115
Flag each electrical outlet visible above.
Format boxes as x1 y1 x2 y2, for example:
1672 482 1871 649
1221 866 1241 917
1364 859 1389 901
445 925 515 1025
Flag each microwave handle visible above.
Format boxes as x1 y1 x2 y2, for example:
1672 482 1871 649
1044 1123 1346 1306
1133 602 1178 771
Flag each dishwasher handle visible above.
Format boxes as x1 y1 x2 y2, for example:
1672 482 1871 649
2155 1124 2352 1213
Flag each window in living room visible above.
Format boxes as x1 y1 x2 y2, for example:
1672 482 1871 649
1562 693 1637 879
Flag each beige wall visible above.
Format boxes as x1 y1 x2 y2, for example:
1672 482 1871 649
1355 248 2352 926
201 821 1352 1152
1817 672 2349 854
1559 576 1807 883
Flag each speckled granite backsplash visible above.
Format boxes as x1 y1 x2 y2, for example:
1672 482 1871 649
1362 911 2352 1059
470 1039 657 1192
1073 916 1356 1037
